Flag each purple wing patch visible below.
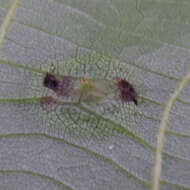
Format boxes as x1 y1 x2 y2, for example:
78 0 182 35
43 73 72 96
116 78 138 105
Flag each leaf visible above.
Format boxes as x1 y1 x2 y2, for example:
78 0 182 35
0 0 190 190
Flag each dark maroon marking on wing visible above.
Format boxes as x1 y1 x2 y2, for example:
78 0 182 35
43 73 59 91
116 78 138 105
55 76 73 96
40 96 57 112
43 73 72 96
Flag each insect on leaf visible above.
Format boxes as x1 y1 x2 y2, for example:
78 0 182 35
36 52 145 143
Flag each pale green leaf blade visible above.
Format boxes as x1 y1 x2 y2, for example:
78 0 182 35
0 0 190 190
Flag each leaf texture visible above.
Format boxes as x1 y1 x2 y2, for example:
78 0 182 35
0 0 190 190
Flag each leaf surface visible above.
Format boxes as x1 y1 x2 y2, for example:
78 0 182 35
0 0 190 190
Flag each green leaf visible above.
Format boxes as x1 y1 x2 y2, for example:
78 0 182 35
0 0 190 190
